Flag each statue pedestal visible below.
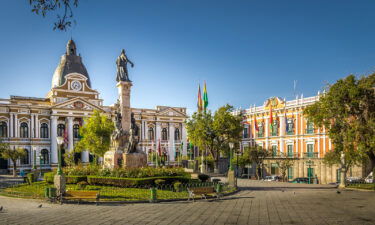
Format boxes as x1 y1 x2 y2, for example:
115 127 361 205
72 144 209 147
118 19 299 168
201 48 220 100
54 174 66 197
104 149 124 169
123 152 147 168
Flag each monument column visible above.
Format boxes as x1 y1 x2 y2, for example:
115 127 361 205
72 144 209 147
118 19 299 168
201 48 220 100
169 124 175 162
117 81 132 132
182 123 187 156
67 117 74 152
51 116 58 164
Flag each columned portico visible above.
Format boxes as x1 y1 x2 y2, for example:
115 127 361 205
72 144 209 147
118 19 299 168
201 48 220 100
169 124 175 161
67 117 74 151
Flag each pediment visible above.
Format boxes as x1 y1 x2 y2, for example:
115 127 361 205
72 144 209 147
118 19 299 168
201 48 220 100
157 107 186 117
53 97 103 111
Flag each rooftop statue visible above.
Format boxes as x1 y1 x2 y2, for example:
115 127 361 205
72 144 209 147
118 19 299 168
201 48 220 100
116 49 134 82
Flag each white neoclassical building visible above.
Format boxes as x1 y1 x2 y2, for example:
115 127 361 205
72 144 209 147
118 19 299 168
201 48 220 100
0 40 187 173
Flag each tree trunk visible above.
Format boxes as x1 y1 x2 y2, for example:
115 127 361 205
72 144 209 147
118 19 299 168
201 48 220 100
339 151 346 188
366 151 375 171
12 160 17 177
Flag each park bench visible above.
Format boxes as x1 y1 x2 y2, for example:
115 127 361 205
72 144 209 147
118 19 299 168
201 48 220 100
63 190 100 205
187 187 220 202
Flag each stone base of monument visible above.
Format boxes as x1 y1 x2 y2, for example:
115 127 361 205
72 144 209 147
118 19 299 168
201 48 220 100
103 149 124 169
123 152 147 168
54 173 66 198
227 170 237 187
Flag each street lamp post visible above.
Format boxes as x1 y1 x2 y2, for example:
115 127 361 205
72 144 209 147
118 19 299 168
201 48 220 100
229 142 234 171
56 136 64 175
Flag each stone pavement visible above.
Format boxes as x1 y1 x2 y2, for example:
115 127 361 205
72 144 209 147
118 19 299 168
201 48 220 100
0 179 374 225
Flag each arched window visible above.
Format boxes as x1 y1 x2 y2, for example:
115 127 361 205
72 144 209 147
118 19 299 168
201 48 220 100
148 127 154 140
174 128 180 140
40 123 49 138
20 122 28 138
162 128 168 140
0 121 7 137
40 149 49 164
21 149 29 164
73 124 80 138
57 124 65 137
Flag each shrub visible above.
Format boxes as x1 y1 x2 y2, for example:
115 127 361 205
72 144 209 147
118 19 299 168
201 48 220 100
77 181 88 190
87 176 155 187
66 175 87 184
173 182 182 192
44 172 55 184
27 173 36 184
154 179 166 186
198 174 210 182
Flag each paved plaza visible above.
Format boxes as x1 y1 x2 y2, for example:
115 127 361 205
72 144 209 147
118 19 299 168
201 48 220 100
0 179 374 225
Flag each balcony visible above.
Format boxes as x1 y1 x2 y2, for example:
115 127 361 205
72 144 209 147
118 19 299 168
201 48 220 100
286 130 294 135
305 129 314 134
257 133 264 138
304 152 318 158
270 131 278 137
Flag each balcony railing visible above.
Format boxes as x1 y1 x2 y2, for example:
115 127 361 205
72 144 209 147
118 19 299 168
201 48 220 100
258 133 264 138
270 131 278 136
304 152 318 158
286 130 294 135
305 129 314 134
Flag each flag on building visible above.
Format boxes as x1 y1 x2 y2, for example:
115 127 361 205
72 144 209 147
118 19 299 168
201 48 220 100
197 84 203 112
203 81 208 111
269 101 273 130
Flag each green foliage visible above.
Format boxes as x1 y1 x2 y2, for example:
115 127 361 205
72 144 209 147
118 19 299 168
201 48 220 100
44 172 55 184
173 182 182 192
76 181 88 190
29 0 79 31
186 104 243 170
230 147 252 167
276 154 294 181
304 74 375 172
198 174 210 182
196 155 215 168
154 179 166 186
74 110 115 160
63 151 76 167
66 175 87 184
26 173 36 184
249 146 270 179
0 143 27 177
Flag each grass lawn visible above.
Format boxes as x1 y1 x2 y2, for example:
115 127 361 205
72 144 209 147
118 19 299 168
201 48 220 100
346 183 375 191
0 182 235 202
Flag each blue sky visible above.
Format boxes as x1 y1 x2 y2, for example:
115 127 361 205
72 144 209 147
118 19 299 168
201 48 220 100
0 0 375 114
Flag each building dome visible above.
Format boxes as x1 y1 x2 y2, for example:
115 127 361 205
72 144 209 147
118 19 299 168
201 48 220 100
51 39 91 88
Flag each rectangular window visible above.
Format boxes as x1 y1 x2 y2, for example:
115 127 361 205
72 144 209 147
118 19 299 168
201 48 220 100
288 167 293 180
271 163 278 175
307 144 314 158
287 145 293 157
243 128 248 138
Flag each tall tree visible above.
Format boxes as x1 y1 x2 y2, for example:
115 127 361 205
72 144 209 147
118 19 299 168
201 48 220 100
249 146 270 180
74 110 114 163
0 143 26 177
276 153 294 182
29 0 79 31
304 74 375 187
186 104 243 173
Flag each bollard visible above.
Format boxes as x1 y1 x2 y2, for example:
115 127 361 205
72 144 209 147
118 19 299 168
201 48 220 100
216 183 223 193
150 187 157 203
44 187 50 198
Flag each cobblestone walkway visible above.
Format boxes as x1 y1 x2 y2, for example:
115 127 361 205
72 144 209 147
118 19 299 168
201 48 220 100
0 179 374 225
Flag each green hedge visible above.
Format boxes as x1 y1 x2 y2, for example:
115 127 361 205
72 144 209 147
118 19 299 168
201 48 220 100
87 176 189 187
44 172 55 184
44 172 87 184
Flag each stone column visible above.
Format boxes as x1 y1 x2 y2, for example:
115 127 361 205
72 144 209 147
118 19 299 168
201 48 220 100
169 124 175 162
35 114 39 138
67 117 74 152
321 162 327 184
145 121 149 140
116 81 132 131
280 115 286 136
14 114 18 138
182 123 187 156
265 117 269 150
155 122 161 142
31 114 34 138
81 118 89 163
9 113 13 138
51 116 58 164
